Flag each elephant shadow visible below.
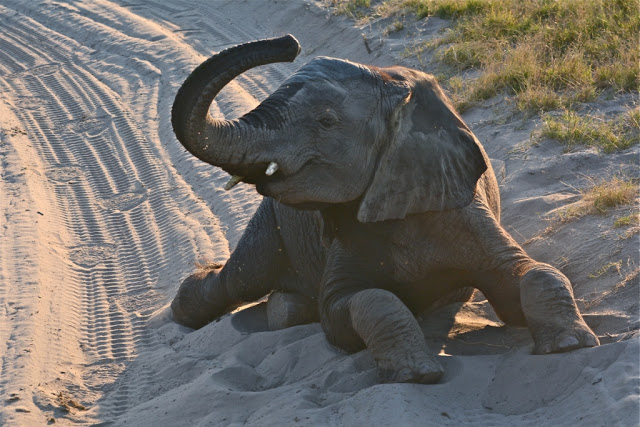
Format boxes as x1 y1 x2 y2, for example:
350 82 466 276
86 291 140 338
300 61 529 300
419 298 532 356
229 301 271 333
228 295 533 357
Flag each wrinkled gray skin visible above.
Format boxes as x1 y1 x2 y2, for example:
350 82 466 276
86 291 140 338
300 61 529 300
170 35 599 384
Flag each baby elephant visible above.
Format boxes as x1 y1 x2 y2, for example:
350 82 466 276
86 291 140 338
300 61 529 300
170 35 599 384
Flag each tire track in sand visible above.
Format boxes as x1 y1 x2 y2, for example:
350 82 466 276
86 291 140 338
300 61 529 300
110 0 301 250
0 4 227 422
1 0 299 423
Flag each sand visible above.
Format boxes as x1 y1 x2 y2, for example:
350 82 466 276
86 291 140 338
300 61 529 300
0 1 637 425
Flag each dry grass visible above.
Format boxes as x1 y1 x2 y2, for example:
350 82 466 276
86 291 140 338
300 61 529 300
585 178 637 213
195 260 224 271
583 266 639 308
588 260 623 279
556 176 637 222
326 0 371 16
524 177 637 245
537 107 640 153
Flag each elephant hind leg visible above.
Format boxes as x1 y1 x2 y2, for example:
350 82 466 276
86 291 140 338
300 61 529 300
171 198 292 329
266 291 319 330
171 265 233 329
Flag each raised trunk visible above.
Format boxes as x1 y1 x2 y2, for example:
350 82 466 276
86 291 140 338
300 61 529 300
171 35 300 176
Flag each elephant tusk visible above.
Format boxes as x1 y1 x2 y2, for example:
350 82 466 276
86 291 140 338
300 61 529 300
265 162 279 176
223 175 244 191
223 162 277 191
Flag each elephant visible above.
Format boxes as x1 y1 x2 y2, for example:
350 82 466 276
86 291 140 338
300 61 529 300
169 34 599 384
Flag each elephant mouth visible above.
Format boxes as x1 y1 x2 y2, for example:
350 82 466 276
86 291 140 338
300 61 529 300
222 160 290 191
225 158 333 210
224 153 318 192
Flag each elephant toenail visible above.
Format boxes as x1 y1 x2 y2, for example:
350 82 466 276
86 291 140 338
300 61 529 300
585 334 599 347
419 367 443 384
558 336 579 349
419 362 443 375
396 368 413 382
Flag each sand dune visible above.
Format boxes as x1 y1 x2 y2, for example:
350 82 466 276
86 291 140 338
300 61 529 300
0 1 637 425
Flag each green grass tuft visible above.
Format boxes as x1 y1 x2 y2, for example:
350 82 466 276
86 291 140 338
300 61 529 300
614 214 639 228
589 179 636 213
432 0 639 112
538 107 640 152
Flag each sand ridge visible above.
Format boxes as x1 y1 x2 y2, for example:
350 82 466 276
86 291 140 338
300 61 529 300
0 1 637 425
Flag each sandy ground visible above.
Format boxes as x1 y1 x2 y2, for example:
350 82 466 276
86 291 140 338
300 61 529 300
0 1 638 425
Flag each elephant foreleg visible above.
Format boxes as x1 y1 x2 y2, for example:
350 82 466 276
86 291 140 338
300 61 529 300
349 289 444 384
171 198 292 329
320 240 443 384
470 210 599 354
482 260 599 353
519 263 599 354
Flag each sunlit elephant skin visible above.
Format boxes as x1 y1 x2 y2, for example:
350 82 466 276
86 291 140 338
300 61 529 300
170 35 599 384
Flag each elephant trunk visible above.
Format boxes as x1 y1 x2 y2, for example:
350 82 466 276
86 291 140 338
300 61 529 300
171 35 301 178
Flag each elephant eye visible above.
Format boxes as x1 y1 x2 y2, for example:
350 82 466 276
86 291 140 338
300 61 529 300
317 112 338 129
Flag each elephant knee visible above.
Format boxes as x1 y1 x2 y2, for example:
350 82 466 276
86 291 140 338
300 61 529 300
520 263 577 318
348 289 404 330
348 289 420 345
321 288 415 353
520 264 572 293
217 264 262 303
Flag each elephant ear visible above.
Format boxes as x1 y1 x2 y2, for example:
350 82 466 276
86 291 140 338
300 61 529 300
358 79 487 223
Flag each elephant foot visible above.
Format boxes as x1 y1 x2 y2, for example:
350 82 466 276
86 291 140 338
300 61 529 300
266 291 319 330
529 318 599 354
346 289 444 384
377 350 443 384
520 264 599 354
171 266 229 329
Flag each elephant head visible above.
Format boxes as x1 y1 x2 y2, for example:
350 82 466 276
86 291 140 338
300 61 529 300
172 35 488 222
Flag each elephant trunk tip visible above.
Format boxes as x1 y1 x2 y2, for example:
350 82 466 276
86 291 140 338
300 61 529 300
171 34 302 161
281 34 302 57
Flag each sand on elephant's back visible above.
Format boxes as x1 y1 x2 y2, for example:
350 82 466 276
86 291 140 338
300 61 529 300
0 0 637 426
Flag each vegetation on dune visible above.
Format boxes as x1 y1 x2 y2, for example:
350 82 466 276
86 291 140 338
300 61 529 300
421 0 638 104
614 214 639 228
556 176 638 223
326 0 639 152
538 107 640 153
585 177 637 213
588 260 622 279
328 0 371 14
